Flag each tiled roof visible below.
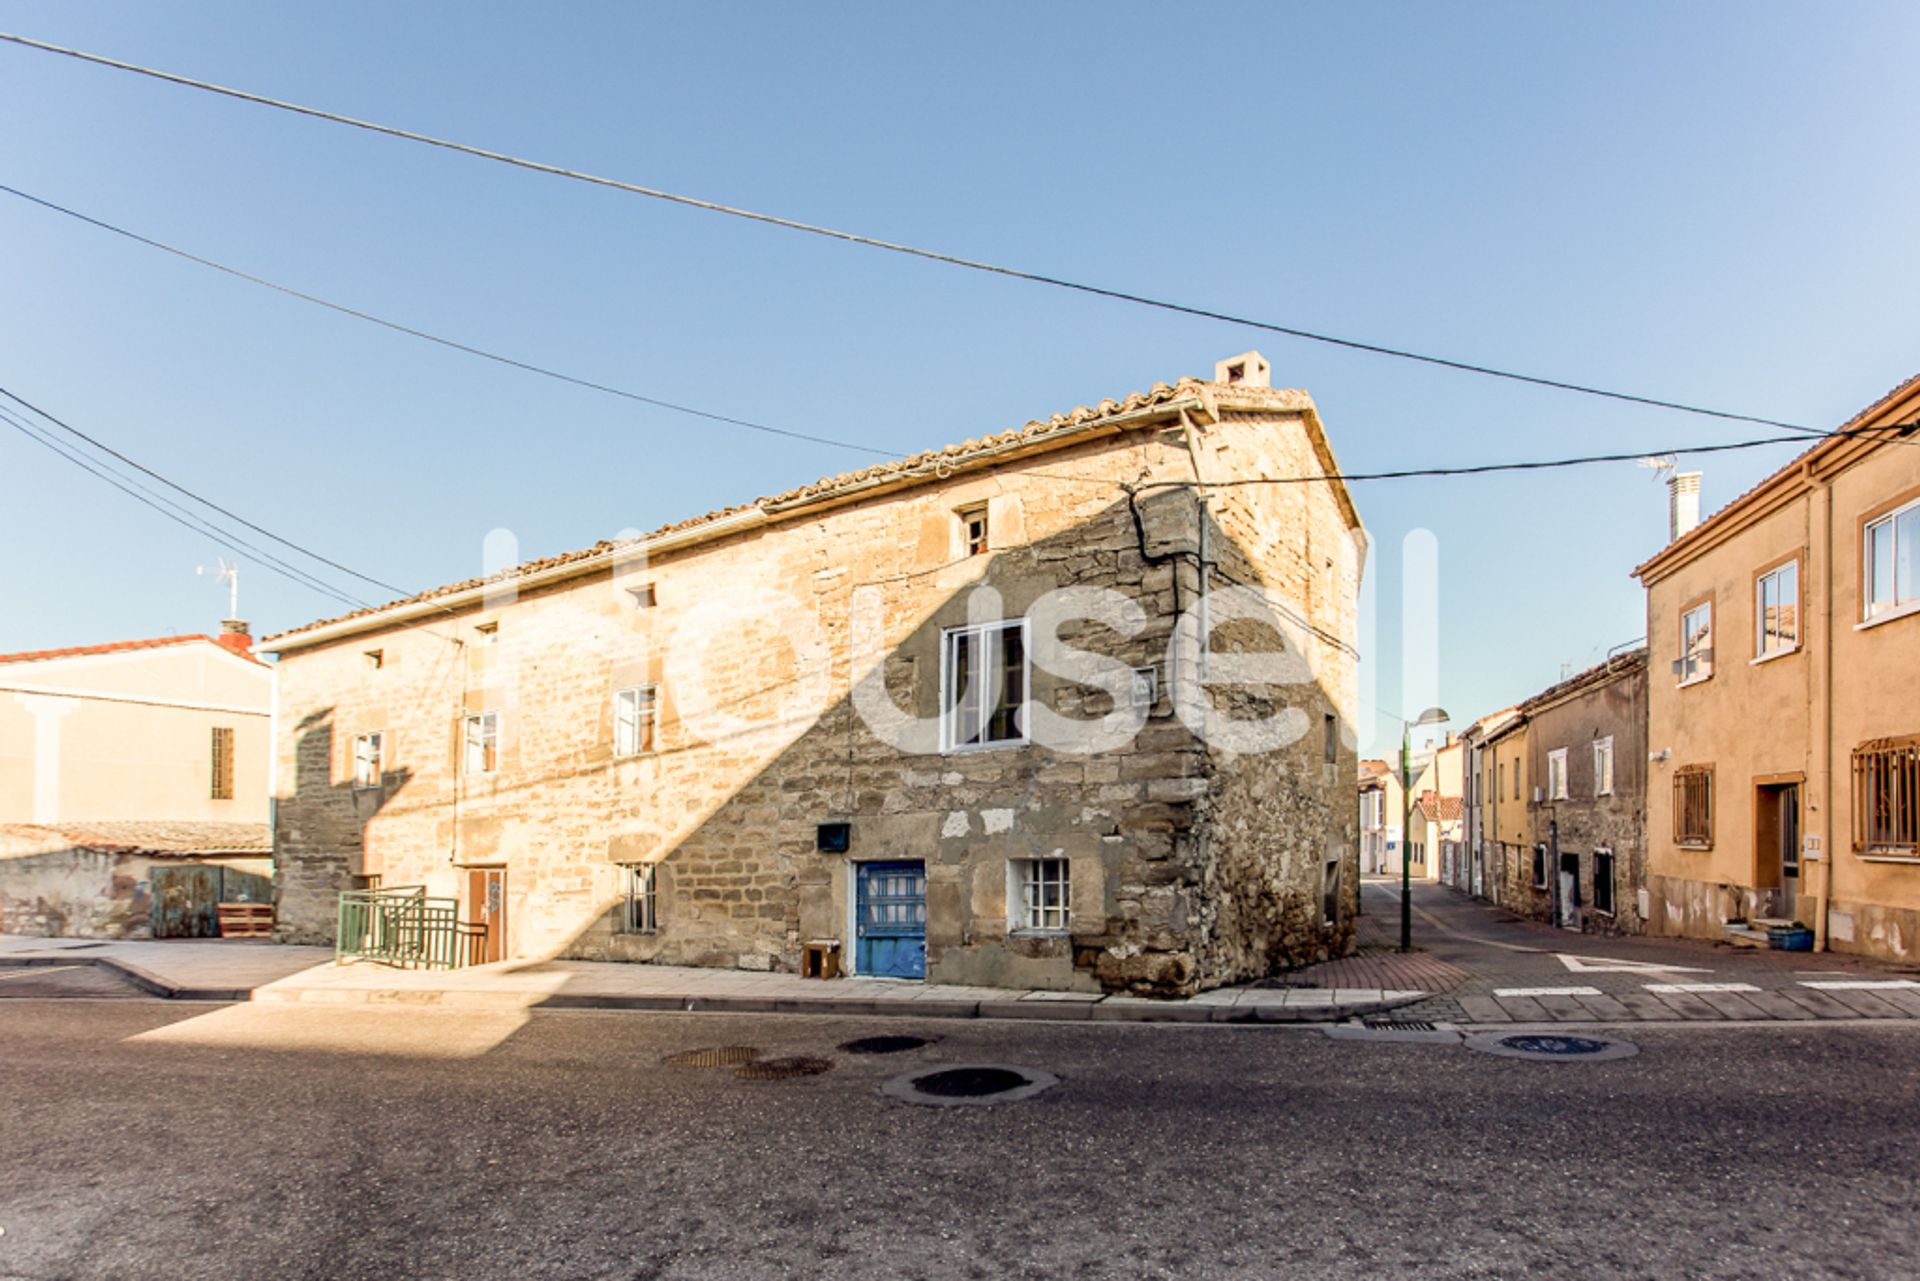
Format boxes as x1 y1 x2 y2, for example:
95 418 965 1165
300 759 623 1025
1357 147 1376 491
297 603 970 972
1634 369 1920 579
1414 793 1463 823
1520 648 1648 715
0 820 272 855
0 635 207 665
265 371 1326 648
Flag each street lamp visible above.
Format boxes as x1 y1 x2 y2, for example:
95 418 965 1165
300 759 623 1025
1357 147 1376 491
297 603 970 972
1401 706 1450 952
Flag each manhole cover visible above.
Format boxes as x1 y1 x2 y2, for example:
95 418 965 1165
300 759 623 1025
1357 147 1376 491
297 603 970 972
664 1045 759 1068
735 1056 833 1080
838 1035 932 1055
1464 1031 1639 1062
880 1063 1061 1108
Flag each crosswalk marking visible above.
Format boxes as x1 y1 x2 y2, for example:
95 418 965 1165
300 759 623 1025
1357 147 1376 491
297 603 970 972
1493 986 1602 997
1557 953 1712 975
1799 979 1920 991
1644 982 1760 994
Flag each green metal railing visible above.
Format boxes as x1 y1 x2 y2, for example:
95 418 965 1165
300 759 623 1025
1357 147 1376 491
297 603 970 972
336 886 487 970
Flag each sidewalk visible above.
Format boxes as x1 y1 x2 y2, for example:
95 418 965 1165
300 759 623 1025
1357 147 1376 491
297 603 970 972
0 934 1426 1025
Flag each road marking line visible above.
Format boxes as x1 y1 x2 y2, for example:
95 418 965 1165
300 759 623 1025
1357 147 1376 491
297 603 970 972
1493 986 1602 997
0 965 77 980
1799 979 1920 991
1643 982 1760 994
1558 953 1713 975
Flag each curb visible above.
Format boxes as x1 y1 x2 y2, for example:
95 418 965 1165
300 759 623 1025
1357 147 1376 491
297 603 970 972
0 955 246 1002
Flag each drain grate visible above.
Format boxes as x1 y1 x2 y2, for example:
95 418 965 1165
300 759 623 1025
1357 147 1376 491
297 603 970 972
838 1035 932 1055
1364 1020 1437 1032
664 1045 760 1068
735 1056 833 1080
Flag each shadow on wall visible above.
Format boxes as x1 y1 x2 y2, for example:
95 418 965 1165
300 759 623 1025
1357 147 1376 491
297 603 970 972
284 487 1359 995
274 708 413 938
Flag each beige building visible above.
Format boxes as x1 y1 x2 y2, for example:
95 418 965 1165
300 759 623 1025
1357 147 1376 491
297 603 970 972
266 353 1368 996
1484 714 1531 904
1634 371 1920 959
0 626 273 937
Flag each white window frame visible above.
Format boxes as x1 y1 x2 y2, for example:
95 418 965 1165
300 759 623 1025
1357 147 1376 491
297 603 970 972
940 618 1030 752
1865 499 1920 621
1593 736 1614 797
1679 601 1714 684
351 732 383 790
463 710 499 776
619 863 657 935
958 504 990 557
1547 748 1569 801
1010 857 1070 933
1755 560 1799 658
614 685 658 758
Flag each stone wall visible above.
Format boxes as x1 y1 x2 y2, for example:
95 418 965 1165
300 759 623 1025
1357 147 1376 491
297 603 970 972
271 390 1362 994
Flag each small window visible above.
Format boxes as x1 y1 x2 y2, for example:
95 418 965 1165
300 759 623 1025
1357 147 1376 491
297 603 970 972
1012 857 1070 932
1593 737 1615 797
364 649 384 671
1324 714 1339 764
1322 856 1341 926
942 619 1028 750
1532 844 1548 889
614 686 658 758
1130 665 1159 710
1547 748 1569 800
1756 560 1799 657
1514 762 1522 801
210 726 235 800
475 621 499 645
1865 499 1920 620
1678 601 1713 683
628 583 657 609
958 504 990 557
352 732 383 790
1593 849 1617 916
1674 765 1714 849
1853 736 1920 856
620 863 658 934
464 711 499 776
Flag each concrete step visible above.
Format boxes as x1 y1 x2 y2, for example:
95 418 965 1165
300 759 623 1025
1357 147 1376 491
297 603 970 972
1723 924 1771 949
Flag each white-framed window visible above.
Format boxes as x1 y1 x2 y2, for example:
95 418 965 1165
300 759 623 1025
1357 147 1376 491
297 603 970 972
1547 748 1569 800
463 710 499 775
959 504 990 557
619 863 657 934
1593 736 1615 797
1011 857 1070 933
1679 601 1713 683
352 732 383 790
941 619 1029 751
1755 560 1799 657
1593 848 1617 916
614 685 658 758
1866 498 1920 620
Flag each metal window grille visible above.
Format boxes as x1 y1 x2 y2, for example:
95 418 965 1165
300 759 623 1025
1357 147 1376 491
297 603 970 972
1018 858 1070 932
1854 737 1920 856
352 732 382 789
464 711 499 775
620 863 658 934
1674 767 1714 848
614 686 657 757
210 726 235 799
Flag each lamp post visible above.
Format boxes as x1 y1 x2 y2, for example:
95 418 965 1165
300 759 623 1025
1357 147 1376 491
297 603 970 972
1401 706 1451 952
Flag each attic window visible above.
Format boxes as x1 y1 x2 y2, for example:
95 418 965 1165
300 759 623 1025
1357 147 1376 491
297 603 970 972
475 622 499 645
364 649 384 671
959 505 989 557
628 583 657 609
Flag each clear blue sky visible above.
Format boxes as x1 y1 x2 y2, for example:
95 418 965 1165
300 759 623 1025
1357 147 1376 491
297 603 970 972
3 1 1916 754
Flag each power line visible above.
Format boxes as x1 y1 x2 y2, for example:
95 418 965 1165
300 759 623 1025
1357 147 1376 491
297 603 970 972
0 405 369 607
0 30 1819 435
0 185 898 460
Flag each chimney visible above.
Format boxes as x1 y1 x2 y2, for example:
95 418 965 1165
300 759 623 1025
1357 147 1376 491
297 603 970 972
216 618 253 655
1214 351 1271 388
1668 472 1702 542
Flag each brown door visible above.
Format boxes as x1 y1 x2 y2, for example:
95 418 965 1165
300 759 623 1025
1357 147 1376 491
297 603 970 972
467 868 507 963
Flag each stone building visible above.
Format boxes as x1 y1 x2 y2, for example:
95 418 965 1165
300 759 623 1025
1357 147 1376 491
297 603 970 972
265 353 1367 996
1633 370 1920 960
1513 650 1649 935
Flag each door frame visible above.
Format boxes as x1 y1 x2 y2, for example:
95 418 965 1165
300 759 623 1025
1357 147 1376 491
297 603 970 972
845 857 927 980
465 866 508 964
1752 773 1805 917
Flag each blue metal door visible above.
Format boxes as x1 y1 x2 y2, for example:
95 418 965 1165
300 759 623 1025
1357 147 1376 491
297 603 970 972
856 861 926 979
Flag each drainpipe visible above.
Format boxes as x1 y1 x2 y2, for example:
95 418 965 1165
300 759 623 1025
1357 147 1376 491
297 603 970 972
1813 472 1834 951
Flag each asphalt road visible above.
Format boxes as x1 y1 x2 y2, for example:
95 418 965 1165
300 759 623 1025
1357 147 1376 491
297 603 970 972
1 998 1916 1281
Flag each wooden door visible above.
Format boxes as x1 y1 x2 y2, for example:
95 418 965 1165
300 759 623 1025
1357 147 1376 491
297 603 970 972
467 868 508 963
855 861 926 979
151 865 221 938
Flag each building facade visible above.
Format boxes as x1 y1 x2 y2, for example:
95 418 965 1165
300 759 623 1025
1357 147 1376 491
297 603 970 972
1485 714 1532 905
267 354 1368 996
1358 759 1397 875
1634 371 1920 960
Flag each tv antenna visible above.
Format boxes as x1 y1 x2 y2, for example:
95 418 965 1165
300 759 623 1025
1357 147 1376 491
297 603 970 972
197 558 240 618
1638 454 1678 483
